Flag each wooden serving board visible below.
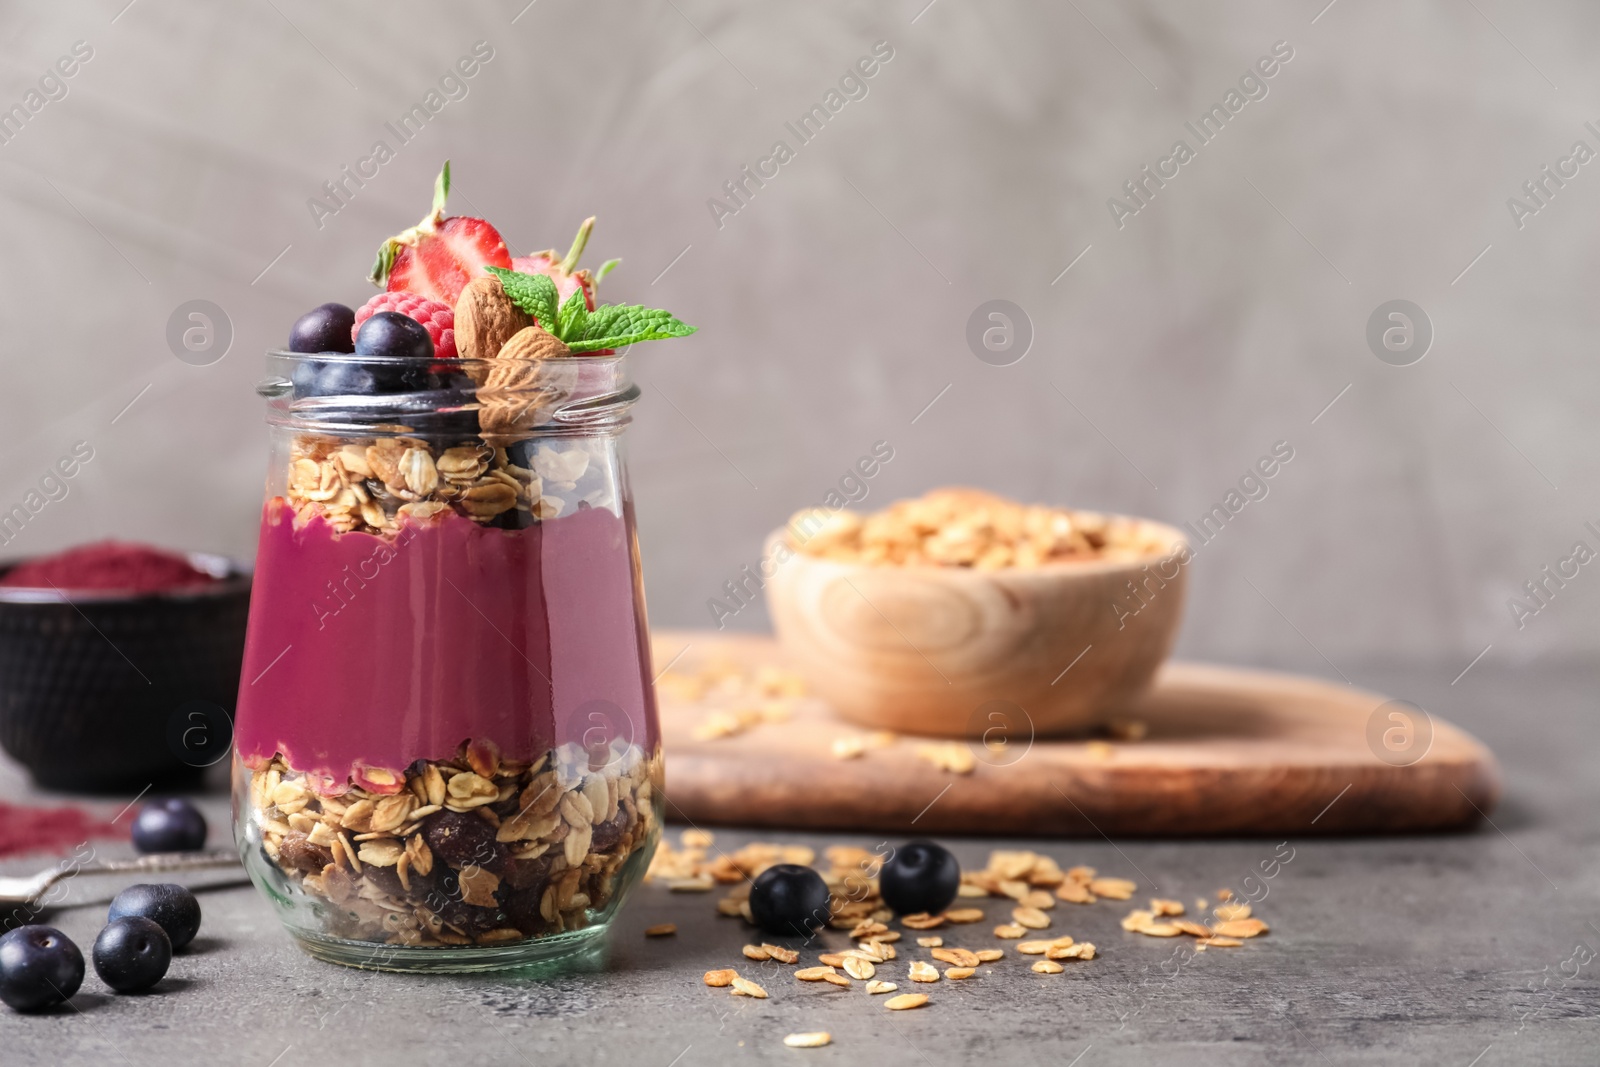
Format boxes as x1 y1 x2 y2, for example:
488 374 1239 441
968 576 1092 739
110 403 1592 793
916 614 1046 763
652 631 1501 837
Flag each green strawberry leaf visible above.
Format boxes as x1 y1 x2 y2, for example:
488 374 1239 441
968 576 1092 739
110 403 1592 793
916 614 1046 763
565 304 697 353
485 267 559 328
594 258 621 285
556 287 589 343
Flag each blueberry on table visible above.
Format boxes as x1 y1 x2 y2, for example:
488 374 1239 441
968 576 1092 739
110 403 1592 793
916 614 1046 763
288 302 356 354
354 310 433 360
0 925 84 1013
131 798 208 853
748 864 830 937
108 884 202 951
878 840 961 916
92 917 171 994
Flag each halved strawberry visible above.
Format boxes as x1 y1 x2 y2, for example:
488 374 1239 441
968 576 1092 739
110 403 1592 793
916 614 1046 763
512 217 618 311
369 162 511 305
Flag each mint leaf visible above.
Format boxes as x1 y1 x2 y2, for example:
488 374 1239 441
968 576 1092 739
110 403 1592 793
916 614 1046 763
566 304 697 353
556 287 589 342
485 267 559 328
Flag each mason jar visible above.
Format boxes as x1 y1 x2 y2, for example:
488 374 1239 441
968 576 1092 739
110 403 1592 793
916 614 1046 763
232 348 662 972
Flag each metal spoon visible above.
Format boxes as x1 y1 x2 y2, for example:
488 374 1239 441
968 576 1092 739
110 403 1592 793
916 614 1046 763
0 849 242 909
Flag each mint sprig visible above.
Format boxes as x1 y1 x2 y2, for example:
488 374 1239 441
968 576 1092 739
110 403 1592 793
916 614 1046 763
484 266 695 354
566 304 696 353
486 267 559 328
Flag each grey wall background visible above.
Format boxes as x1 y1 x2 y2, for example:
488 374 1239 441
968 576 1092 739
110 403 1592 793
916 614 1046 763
2 0 1596 680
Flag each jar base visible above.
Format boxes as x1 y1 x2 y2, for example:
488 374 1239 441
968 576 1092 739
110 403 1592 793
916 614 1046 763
290 924 610 974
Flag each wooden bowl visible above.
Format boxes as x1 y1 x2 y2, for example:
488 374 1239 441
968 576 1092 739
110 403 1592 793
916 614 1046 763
763 519 1188 739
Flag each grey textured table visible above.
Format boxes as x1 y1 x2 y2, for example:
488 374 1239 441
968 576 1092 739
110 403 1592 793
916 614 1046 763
4 662 1595 1066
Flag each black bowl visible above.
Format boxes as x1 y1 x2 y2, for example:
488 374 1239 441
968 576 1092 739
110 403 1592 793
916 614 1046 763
0 553 250 793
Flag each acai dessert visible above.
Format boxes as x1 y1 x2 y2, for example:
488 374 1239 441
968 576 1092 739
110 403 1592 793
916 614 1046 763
233 163 694 971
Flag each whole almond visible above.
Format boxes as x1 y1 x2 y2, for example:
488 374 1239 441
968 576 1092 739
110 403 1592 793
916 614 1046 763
454 275 532 365
498 325 571 363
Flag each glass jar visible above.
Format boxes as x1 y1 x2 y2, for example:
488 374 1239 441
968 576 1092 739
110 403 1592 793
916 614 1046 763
232 349 662 973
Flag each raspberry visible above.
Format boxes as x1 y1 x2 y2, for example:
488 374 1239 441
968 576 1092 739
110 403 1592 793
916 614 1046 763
353 291 457 359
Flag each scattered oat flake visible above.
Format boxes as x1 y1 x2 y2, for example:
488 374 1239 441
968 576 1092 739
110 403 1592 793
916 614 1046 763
1150 898 1185 916
1032 960 1064 974
820 972 852 987
843 956 876 980
908 961 941 983
730 976 768 999
945 966 976 979
743 944 771 961
902 912 947 930
666 875 714 892
944 907 985 924
916 935 943 948
796 966 836 981
763 943 800 964
1013 906 1050 929
644 923 677 937
975 949 1005 962
1086 740 1115 761
1213 918 1268 939
1055 881 1095 904
818 953 846 967
1214 902 1252 922
931 947 980 967
1195 898 1209 911
886 993 929 1011
784 1033 832 1049
704 969 737 987
681 828 715 848
865 979 898 995
1016 941 1052 955
1174 920 1213 938
1198 936 1243 948
957 884 989 898
994 924 1025 939
1089 878 1136 900
1216 888 1233 901
916 741 976 775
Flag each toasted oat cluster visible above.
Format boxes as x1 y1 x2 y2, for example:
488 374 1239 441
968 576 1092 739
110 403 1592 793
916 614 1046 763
284 433 612 535
789 488 1172 569
248 739 662 947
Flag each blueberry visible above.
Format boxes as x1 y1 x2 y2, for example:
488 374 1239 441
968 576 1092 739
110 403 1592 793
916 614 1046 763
92 918 171 994
131 798 207 853
355 311 433 360
288 302 356 354
878 840 961 916
108 884 202 951
747 864 830 937
0 925 84 1013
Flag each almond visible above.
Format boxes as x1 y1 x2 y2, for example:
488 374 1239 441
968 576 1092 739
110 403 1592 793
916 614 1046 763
454 275 532 367
498 324 571 362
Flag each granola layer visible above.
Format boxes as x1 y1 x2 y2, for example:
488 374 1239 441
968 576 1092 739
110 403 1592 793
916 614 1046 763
248 739 662 946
